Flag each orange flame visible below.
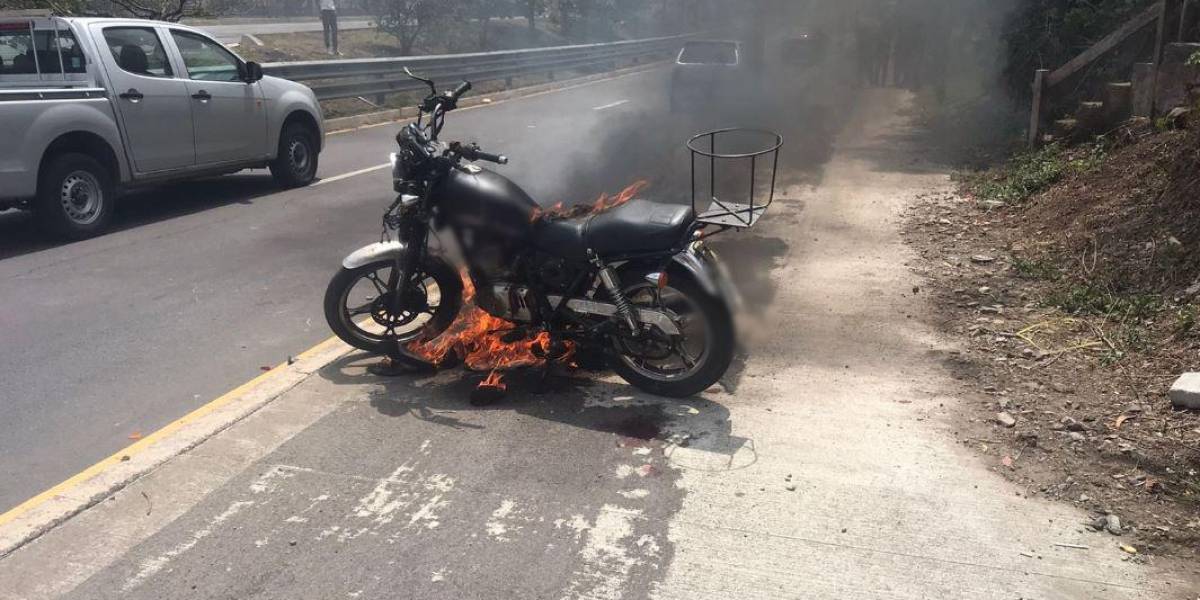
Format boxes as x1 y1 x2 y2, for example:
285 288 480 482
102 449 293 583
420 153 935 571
406 271 574 372
531 180 649 223
409 180 648 377
480 370 507 390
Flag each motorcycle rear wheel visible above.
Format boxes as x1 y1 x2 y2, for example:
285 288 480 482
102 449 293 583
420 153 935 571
323 257 462 355
608 271 734 398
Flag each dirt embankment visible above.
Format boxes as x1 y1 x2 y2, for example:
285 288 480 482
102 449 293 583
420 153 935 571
904 117 1200 561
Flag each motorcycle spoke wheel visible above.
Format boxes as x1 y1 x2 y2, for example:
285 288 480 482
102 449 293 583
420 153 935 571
616 284 711 382
340 265 445 345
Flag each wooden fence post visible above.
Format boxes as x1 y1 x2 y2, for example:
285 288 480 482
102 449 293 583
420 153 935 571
1180 0 1192 41
1028 69 1048 145
1151 0 1175 117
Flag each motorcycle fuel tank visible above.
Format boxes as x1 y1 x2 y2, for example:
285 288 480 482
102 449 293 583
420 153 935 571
434 167 539 239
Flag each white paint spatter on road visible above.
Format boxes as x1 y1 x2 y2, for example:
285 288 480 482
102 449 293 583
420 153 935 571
121 500 254 592
561 505 645 600
248 464 299 494
352 461 417 525
486 499 518 541
554 515 591 541
333 461 456 539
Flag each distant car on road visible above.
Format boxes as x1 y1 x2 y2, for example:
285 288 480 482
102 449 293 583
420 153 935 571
0 15 325 239
669 40 742 112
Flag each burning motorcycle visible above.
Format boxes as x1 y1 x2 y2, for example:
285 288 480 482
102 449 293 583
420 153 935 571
323 70 782 398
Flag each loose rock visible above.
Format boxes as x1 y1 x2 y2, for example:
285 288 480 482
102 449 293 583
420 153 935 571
1168 373 1200 410
1105 514 1123 536
996 412 1017 428
1060 416 1087 432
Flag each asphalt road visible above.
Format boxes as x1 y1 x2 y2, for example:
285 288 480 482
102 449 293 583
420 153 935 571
3 86 1185 599
0 67 835 513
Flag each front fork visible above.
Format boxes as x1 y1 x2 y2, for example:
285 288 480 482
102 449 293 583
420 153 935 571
384 221 428 356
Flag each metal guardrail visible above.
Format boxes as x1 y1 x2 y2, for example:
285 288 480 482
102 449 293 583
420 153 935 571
262 35 687 102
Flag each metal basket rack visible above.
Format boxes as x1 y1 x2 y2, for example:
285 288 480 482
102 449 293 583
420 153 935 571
689 128 783 231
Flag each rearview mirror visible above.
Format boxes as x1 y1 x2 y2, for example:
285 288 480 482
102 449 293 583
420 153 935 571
243 61 263 83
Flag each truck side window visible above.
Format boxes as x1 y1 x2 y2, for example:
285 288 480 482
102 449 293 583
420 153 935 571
0 23 36 75
102 27 173 78
170 31 241 83
50 28 87 74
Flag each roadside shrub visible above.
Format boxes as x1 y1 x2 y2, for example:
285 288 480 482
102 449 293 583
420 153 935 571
966 139 1109 204
1047 284 1162 319
967 144 1067 203
1012 256 1061 280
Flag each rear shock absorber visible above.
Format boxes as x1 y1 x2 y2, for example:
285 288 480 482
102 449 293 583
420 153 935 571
590 252 640 336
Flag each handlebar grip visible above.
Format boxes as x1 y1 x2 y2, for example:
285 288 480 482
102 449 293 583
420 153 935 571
475 150 508 165
450 81 472 101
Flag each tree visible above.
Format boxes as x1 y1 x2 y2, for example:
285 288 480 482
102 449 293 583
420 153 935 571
523 0 542 31
0 0 244 21
366 0 443 55
107 0 238 21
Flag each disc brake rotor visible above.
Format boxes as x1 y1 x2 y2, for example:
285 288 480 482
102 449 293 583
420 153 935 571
369 284 429 328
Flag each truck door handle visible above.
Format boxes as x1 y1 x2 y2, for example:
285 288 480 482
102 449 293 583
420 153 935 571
118 88 143 102
191 90 211 101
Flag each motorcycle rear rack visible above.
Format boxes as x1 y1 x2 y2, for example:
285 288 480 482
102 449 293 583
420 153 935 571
690 128 783 231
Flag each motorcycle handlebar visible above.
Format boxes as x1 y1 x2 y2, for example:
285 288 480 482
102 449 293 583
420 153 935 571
458 143 507 165
449 81 472 102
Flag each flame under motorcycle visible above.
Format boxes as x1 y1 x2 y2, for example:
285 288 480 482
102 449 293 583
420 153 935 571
323 73 765 397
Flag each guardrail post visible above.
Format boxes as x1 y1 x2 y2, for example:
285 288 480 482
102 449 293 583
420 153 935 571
1028 69 1048 145
505 76 513 89
375 72 388 105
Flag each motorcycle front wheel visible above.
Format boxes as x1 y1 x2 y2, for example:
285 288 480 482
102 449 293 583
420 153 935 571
608 271 735 398
323 256 462 355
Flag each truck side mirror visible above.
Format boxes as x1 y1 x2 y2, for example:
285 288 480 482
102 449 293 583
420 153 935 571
243 61 263 83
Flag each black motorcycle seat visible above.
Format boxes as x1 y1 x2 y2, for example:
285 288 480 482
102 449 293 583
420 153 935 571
533 199 695 261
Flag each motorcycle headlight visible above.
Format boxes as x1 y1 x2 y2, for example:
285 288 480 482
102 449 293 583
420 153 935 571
390 153 408 192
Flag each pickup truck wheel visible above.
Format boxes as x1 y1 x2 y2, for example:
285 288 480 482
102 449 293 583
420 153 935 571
35 153 115 240
270 123 318 188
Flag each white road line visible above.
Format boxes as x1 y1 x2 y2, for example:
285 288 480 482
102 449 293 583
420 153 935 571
314 163 390 186
593 99 629 111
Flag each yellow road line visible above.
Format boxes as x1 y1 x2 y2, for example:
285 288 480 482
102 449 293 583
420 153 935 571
0 334 343 529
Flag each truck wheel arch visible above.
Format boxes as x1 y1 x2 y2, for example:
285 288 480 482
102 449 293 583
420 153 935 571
281 110 321 152
39 132 120 192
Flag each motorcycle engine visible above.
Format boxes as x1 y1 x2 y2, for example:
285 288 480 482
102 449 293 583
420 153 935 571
476 283 535 322
537 256 575 294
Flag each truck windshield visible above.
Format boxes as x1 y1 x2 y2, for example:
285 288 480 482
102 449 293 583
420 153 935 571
0 20 86 79
679 42 738 65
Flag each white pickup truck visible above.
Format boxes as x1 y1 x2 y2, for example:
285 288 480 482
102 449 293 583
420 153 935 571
0 15 325 238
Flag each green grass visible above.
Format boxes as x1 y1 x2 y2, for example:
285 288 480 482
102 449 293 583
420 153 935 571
1187 50 1200 67
966 140 1110 204
1046 284 1162 320
1175 304 1198 336
1011 256 1061 280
